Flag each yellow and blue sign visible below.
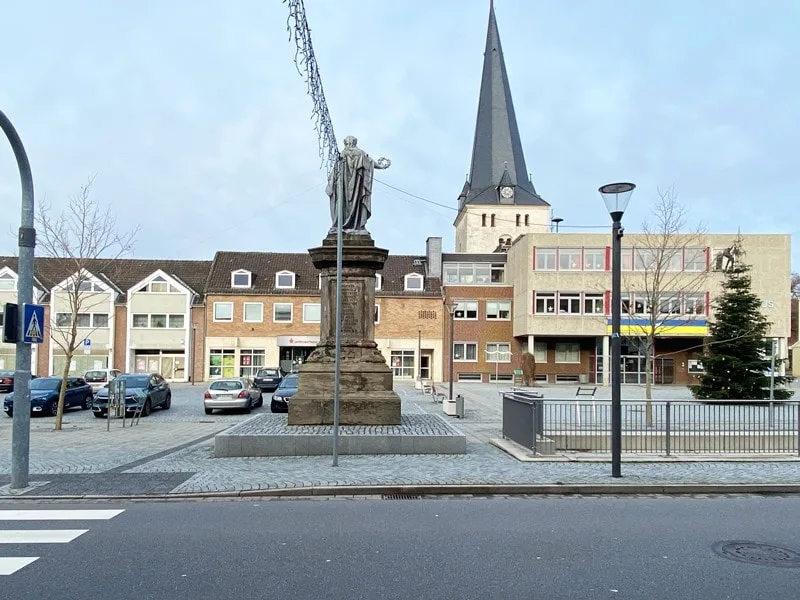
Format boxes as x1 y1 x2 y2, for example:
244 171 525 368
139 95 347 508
606 318 707 337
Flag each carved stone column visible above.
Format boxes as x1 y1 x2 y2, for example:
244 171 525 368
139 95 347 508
288 233 401 425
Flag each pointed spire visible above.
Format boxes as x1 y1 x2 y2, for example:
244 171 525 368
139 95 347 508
460 2 548 208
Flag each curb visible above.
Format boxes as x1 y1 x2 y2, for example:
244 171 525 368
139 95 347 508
5 483 800 502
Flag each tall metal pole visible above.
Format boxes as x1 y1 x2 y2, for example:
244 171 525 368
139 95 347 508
611 216 623 478
0 109 35 489
448 308 455 400
332 162 343 467
417 328 422 381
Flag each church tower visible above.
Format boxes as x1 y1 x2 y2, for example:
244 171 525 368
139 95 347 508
454 1 550 253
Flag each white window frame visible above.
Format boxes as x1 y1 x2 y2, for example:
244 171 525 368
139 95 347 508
92 313 110 328
454 300 478 320
583 293 604 315
533 341 547 363
55 313 72 327
452 342 478 362
658 293 681 315
75 313 91 328
404 273 424 291
231 270 252 288
168 314 185 329
583 248 606 271
0 271 17 291
634 248 657 271
486 342 511 363
535 248 556 270
558 248 582 270
273 302 293 323
132 314 149 328
558 293 581 314
139 275 180 294
303 303 321 323
662 248 683 272
632 293 651 315
213 302 233 322
554 342 581 364
375 274 382 291
535 292 556 314
275 271 296 289
149 314 167 329
683 248 707 272
238 348 266 378
486 300 511 320
374 304 381 324
684 293 706 315
243 302 264 323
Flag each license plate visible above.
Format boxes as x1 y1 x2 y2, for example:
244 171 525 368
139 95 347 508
215 393 233 398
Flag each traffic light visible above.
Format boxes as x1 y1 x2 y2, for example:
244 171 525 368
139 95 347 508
2 302 18 344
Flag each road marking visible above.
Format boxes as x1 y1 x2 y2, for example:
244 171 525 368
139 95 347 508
0 509 124 521
0 530 88 544
0 557 38 575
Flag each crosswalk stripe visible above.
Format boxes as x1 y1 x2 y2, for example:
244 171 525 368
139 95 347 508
0 530 88 544
0 557 39 575
0 509 124 521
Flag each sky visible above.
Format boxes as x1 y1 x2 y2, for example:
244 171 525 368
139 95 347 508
0 0 797 266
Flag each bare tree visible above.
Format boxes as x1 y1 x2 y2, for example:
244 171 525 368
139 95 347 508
622 187 708 423
36 178 139 430
791 273 800 299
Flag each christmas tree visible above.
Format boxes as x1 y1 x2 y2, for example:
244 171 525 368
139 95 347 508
692 238 793 400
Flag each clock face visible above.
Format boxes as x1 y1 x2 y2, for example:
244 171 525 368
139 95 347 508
500 186 514 199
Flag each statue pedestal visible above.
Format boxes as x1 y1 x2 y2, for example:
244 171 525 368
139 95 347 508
288 233 401 425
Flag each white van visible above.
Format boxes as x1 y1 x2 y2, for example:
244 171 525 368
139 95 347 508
83 369 122 393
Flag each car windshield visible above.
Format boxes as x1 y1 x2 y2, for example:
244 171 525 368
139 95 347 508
278 376 298 390
257 369 279 377
209 380 243 391
30 378 60 391
85 371 107 379
117 375 150 389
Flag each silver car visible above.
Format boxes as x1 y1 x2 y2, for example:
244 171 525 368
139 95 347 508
203 377 263 415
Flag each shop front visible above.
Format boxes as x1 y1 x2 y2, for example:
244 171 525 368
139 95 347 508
133 350 187 381
277 335 318 374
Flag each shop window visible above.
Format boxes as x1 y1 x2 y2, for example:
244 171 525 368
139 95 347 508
239 349 266 378
390 350 415 378
209 348 235 378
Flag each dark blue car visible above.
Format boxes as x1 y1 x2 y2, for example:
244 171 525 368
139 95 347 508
270 374 298 413
3 376 93 417
92 373 171 418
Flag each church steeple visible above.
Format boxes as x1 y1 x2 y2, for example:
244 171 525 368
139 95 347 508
459 2 547 210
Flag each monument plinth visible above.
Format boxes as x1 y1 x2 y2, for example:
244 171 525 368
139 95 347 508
288 232 401 425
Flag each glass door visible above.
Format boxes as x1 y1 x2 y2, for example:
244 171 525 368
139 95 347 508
420 353 431 380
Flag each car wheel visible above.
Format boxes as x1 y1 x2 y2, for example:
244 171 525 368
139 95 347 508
204 408 213 415
93 412 105 419
163 393 171 410
142 399 152 417
49 400 59 417
243 399 252 414
81 394 91 410
256 393 264 408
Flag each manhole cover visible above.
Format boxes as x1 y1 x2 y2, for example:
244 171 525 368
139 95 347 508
711 541 800 568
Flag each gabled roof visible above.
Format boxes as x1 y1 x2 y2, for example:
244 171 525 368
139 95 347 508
206 252 442 297
459 2 548 210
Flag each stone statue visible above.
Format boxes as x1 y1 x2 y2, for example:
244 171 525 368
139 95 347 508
326 135 391 234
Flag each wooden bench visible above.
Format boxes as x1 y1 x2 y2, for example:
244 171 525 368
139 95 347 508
576 386 597 398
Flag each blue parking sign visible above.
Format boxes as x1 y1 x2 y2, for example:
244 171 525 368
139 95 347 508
22 303 44 344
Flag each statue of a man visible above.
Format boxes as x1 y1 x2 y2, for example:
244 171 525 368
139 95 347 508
326 136 391 234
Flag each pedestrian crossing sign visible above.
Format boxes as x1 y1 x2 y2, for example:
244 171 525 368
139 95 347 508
22 303 44 344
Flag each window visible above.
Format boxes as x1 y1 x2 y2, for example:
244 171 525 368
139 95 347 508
558 293 581 314
490 214 495 227
273 303 293 322
138 275 179 293
474 264 491 284
535 292 556 314
69 280 103 293
374 305 380 324
209 348 235 378
275 271 295 289
524 215 530 226
404 273 424 291
243 302 263 323
442 263 504 285
584 249 605 271
662 248 683 271
583 294 604 314
533 341 547 363
558 248 581 270
632 294 650 315
621 249 633 271
0 272 16 291
375 274 382 291
486 342 511 362
491 263 505 283
231 270 251 288
239 349 265 378
168 314 185 328
634 248 657 271
489 374 514 382
303 303 321 323
486 300 511 320
390 350 415 378
684 293 705 315
535 248 556 270
132 314 148 328
481 214 487 227
457 373 482 382
213 302 233 322
658 294 681 315
555 342 580 364
453 342 477 362
75 313 90 328
454 301 478 320
516 214 521 226
621 294 631 314
56 313 72 327
92 313 109 328
684 248 707 272
150 314 167 328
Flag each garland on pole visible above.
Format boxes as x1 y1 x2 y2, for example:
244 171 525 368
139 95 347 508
284 0 339 173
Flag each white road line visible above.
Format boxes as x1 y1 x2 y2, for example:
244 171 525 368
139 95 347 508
0 530 88 544
0 509 124 521
0 557 39 575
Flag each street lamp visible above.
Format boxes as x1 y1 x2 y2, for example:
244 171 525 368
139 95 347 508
599 181 635 479
444 300 456 400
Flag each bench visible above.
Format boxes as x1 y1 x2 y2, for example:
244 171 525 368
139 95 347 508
423 381 447 403
576 386 597 398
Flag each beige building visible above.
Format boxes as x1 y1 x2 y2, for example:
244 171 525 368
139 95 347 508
0 264 47 372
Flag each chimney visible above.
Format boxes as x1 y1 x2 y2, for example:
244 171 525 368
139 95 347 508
425 237 442 278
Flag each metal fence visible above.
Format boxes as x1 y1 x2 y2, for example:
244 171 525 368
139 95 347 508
501 392 800 455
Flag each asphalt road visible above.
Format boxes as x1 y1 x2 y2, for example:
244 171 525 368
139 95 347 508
1 496 799 599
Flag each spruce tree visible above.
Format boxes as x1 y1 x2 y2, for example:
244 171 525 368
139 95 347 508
692 239 793 400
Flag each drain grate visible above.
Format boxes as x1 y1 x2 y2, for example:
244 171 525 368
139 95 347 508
382 494 422 500
712 541 800 568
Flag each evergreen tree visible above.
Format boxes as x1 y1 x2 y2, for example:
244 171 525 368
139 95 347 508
692 239 793 400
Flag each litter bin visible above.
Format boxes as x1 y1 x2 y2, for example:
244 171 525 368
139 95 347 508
443 394 465 418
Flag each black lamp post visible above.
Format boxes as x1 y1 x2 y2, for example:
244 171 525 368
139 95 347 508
599 182 636 478
444 300 456 400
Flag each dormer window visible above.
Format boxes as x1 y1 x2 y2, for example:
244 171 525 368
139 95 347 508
404 273 424 291
137 274 180 293
231 270 252 288
276 270 296 289
0 272 16 291
375 274 382 291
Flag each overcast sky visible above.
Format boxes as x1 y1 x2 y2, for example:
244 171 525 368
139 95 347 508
0 1 797 266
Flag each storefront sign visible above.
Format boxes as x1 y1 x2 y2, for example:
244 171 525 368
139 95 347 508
277 336 319 347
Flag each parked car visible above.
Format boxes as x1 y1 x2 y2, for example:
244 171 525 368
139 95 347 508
203 377 263 415
253 368 283 392
270 374 299 413
84 368 122 394
92 373 171 418
0 371 39 394
3 376 93 417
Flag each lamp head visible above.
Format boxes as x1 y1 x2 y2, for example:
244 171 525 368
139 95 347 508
599 182 636 221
